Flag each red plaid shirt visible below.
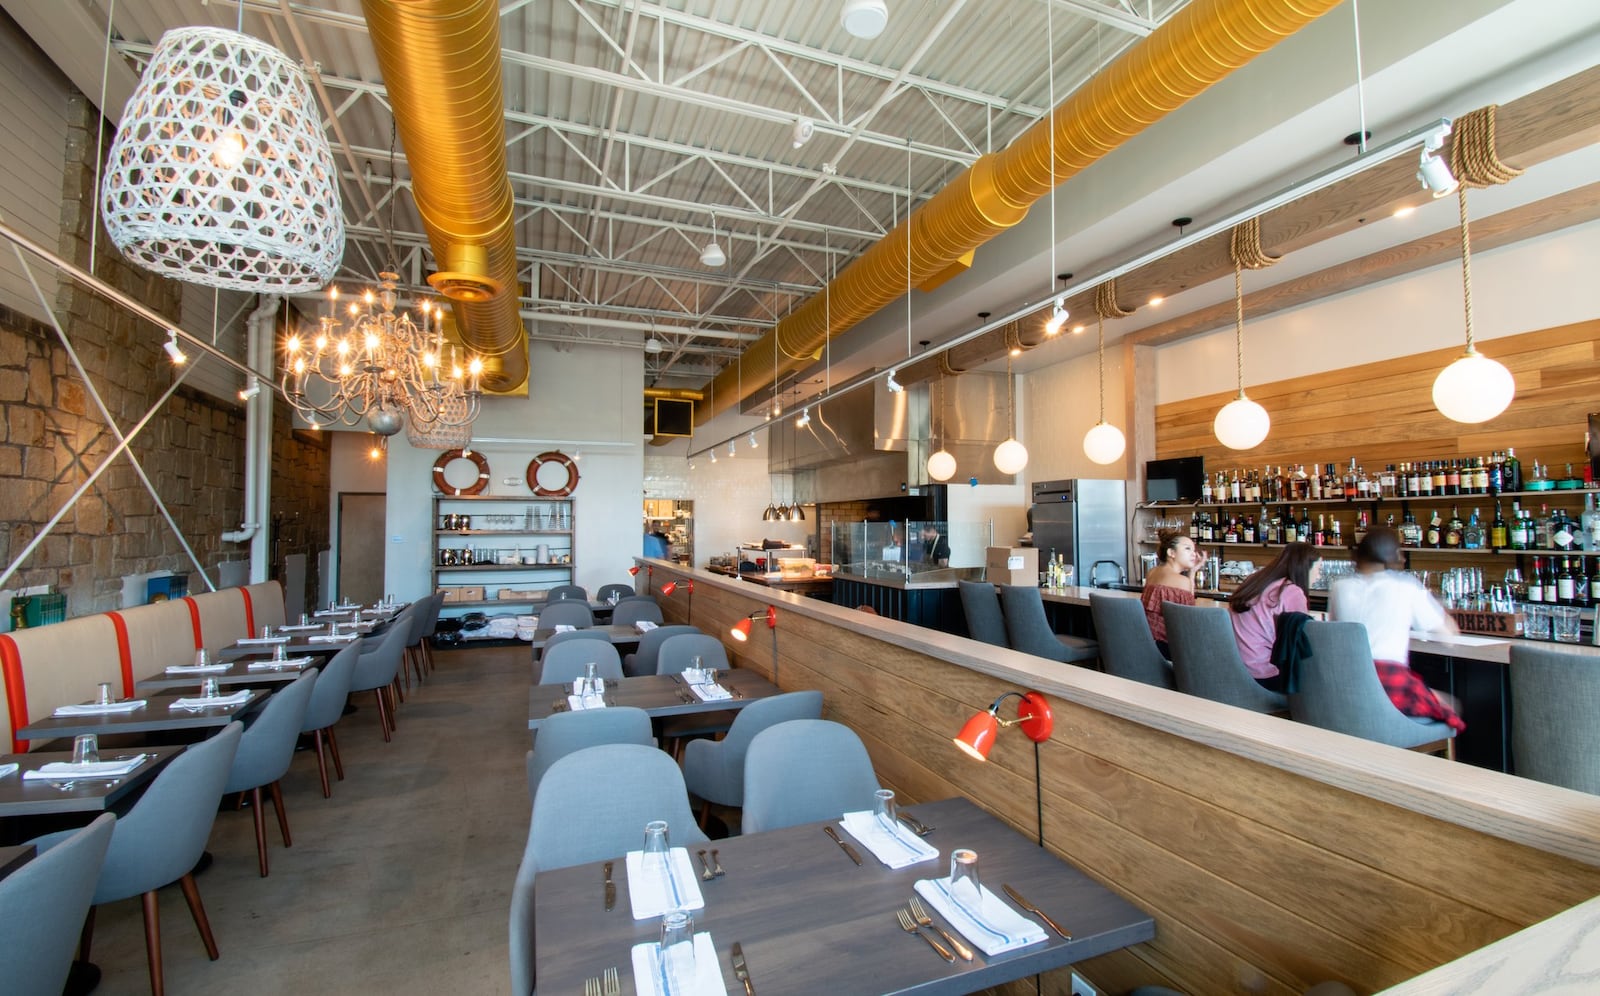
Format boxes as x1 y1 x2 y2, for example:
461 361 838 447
1374 661 1466 732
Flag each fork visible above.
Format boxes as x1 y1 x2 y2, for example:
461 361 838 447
583 975 600 996
602 966 620 996
910 895 973 960
899 812 935 836
896 908 954 961
696 848 716 881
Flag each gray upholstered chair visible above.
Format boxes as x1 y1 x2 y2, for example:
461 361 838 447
418 591 446 674
958 580 1009 648
545 584 589 602
525 706 654 802
0 813 114 996
509 744 707 996
540 628 609 654
1088 593 1176 689
595 583 635 602
380 601 420 702
1290 621 1457 755
611 598 664 628
1163 602 1288 714
349 617 408 741
32 722 243 996
538 600 594 629
400 596 432 690
741 719 881 833
538 640 624 685
224 668 318 877
999 584 1098 663
300 641 359 797
622 624 698 677
683 690 824 824
1509 643 1600 793
655 633 729 675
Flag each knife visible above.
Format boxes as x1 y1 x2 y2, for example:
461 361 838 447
1002 883 1070 939
603 861 616 912
822 825 863 866
731 942 756 996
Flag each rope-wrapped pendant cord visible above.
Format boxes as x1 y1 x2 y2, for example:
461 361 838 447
1449 104 1524 353
1095 314 1106 421
1225 217 1278 398
1091 281 1131 422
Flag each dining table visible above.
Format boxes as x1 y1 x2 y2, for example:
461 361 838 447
0 843 36 879
532 796 1155 995
16 690 269 743
527 624 646 654
216 632 362 663
0 746 186 818
527 669 780 730
134 656 316 693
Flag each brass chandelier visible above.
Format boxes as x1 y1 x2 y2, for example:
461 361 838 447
282 272 483 435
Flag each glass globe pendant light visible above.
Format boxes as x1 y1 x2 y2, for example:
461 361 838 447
993 349 1028 476
1213 227 1272 450
1081 312 1125 465
1432 187 1514 423
927 369 956 482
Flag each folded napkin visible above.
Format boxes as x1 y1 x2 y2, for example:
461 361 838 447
236 635 291 645
53 700 146 717
170 691 253 710
307 634 352 643
687 682 731 702
624 847 706 920
552 624 576 633
565 694 607 712
23 754 148 781
247 657 314 671
839 811 939 869
165 663 230 674
313 608 354 617
0 762 17 779
570 678 608 695
629 933 726 996
635 620 659 633
913 877 1048 956
278 623 321 632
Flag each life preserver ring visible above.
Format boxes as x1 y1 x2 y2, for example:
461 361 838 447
433 449 491 496
526 451 579 497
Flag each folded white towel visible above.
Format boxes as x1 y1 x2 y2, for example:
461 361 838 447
635 620 659 633
565 694 607 712
53 700 146 717
23 754 148 780
624 848 705 920
306 634 351 643
687 682 731 702
247 657 314 671
314 608 355 617
278 623 321 632
170 691 252 710
629 933 726 996
236 635 291 645
552 624 576 633
0 762 18 778
165 663 231 674
912 878 1048 957
839 811 939 869
570 678 607 695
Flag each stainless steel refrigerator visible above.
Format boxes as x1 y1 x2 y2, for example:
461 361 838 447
1029 479 1127 586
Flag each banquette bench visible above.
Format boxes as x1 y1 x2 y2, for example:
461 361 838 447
0 581 285 751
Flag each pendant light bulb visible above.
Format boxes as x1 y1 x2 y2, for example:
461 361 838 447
1082 422 1126 465
927 449 957 482
993 438 1029 475
1213 394 1272 450
1433 348 1514 423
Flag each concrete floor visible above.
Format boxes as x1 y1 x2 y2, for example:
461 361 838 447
85 643 531 994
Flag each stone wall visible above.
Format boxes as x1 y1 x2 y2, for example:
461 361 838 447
0 89 328 620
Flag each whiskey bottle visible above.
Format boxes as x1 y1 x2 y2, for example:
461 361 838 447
1444 506 1464 548
1426 510 1443 548
1463 508 1484 550
1400 511 1422 548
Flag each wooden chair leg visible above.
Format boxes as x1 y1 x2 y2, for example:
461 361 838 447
251 786 269 877
78 905 96 962
141 890 164 996
312 729 331 798
373 690 391 743
698 799 712 833
268 780 292 847
394 667 407 702
177 872 219 960
327 727 345 780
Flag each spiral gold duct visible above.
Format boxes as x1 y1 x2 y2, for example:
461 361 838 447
699 0 1339 423
360 0 528 392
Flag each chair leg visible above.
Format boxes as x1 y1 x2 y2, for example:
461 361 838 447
79 905 96 962
177 872 220 961
312 729 331 798
141 890 164 996
251 786 269 877
327 727 346 780
373 689 391 743
698 799 712 833
269 780 292 847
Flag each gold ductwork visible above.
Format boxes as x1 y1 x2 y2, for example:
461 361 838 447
699 0 1340 422
360 0 529 392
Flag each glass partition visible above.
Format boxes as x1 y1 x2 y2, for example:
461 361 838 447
830 520 986 582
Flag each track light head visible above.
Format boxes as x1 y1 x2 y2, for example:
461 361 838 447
1044 299 1068 336
748 431 759 449
238 377 260 401
1418 122 1458 198
163 332 188 365
796 407 811 428
885 368 903 393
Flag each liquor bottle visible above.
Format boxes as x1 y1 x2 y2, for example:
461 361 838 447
1535 504 1553 549
1559 463 1583 490
1589 559 1600 606
1446 460 1461 496
1426 510 1443 548
1444 506 1464 548
1432 461 1447 496
1550 506 1578 552
1344 459 1358 500
1557 558 1577 605
1463 508 1484 550
1297 508 1311 543
1582 493 1600 551
1489 452 1504 494
1329 515 1343 546
1309 467 1322 500
1313 514 1326 547
1504 448 1522 492
1473 457 1489 495
1407 462 1423 497
1490 501 1508 550
1545 557 1561 605
1355 509 1370 545
1528 557 1545 603
1400 511 1422 548
1200 474 1213 503
1243 515 1257 544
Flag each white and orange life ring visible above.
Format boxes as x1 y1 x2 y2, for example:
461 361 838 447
432 449 491 496
526 451 579 497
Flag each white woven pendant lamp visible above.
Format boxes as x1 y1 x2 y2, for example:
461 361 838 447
101 26 344 292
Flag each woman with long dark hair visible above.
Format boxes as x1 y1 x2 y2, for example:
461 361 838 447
1142 528 1203 657
1229 542 1315 686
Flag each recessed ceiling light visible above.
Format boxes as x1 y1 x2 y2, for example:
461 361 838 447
841 0 888 39
1148 295 1164 307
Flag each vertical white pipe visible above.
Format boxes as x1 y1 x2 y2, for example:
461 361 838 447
247 296 280 583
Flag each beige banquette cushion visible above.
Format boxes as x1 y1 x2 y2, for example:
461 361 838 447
0 581 284 750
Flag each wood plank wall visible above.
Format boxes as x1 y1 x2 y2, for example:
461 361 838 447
652 568 1600 995
1154 320 1597 473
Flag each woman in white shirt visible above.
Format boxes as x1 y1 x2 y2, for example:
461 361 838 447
1328 527 1465 731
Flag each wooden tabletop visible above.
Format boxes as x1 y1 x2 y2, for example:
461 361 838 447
0 843 36 879
217 634 360 662
532 796 1154 995
0 746 186 817
528 669 780 730
527 624 645 652
17 690 268 742
135 656 316 692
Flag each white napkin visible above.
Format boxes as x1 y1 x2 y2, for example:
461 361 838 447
307 634 351 643
624 848 706 920
279 623 321 631
53 700 146 717
247 656 314 670
23 754 148 780
629 933 726 996
165 663 230 674
552 624 576 633
236 635 291 645
687 682 731 702
635 620 659 633
170 691 253 710
570 678 607 695
314 608 354 617
839 811 939 869
913 878 1048 956
565 694 607 711
0 762 18 778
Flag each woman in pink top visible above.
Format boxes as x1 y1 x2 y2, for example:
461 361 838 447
1229 543 1315 688
1142 529 1203 657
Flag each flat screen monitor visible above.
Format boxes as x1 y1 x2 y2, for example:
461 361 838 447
652 398 694 437
1145 456 1205 502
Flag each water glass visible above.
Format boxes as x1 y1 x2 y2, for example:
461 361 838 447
643 819 670 876
1523 604 1551 641
72 733 99 764
201 678 221 698
873 789 897 834
658 909 697 989
194 648 209 667
95 682 115 705
261 624 273 639
950 848 981 908
273 640 288 661
300 612 311 626
1551 605 1582 643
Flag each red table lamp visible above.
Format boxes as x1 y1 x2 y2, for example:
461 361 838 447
659 579 694 624
952 690 1053 845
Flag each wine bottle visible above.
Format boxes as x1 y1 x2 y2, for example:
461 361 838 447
1528 557 1545 603
1490 501 1508 550
1504 447 1522 492
1557 557 1577 605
